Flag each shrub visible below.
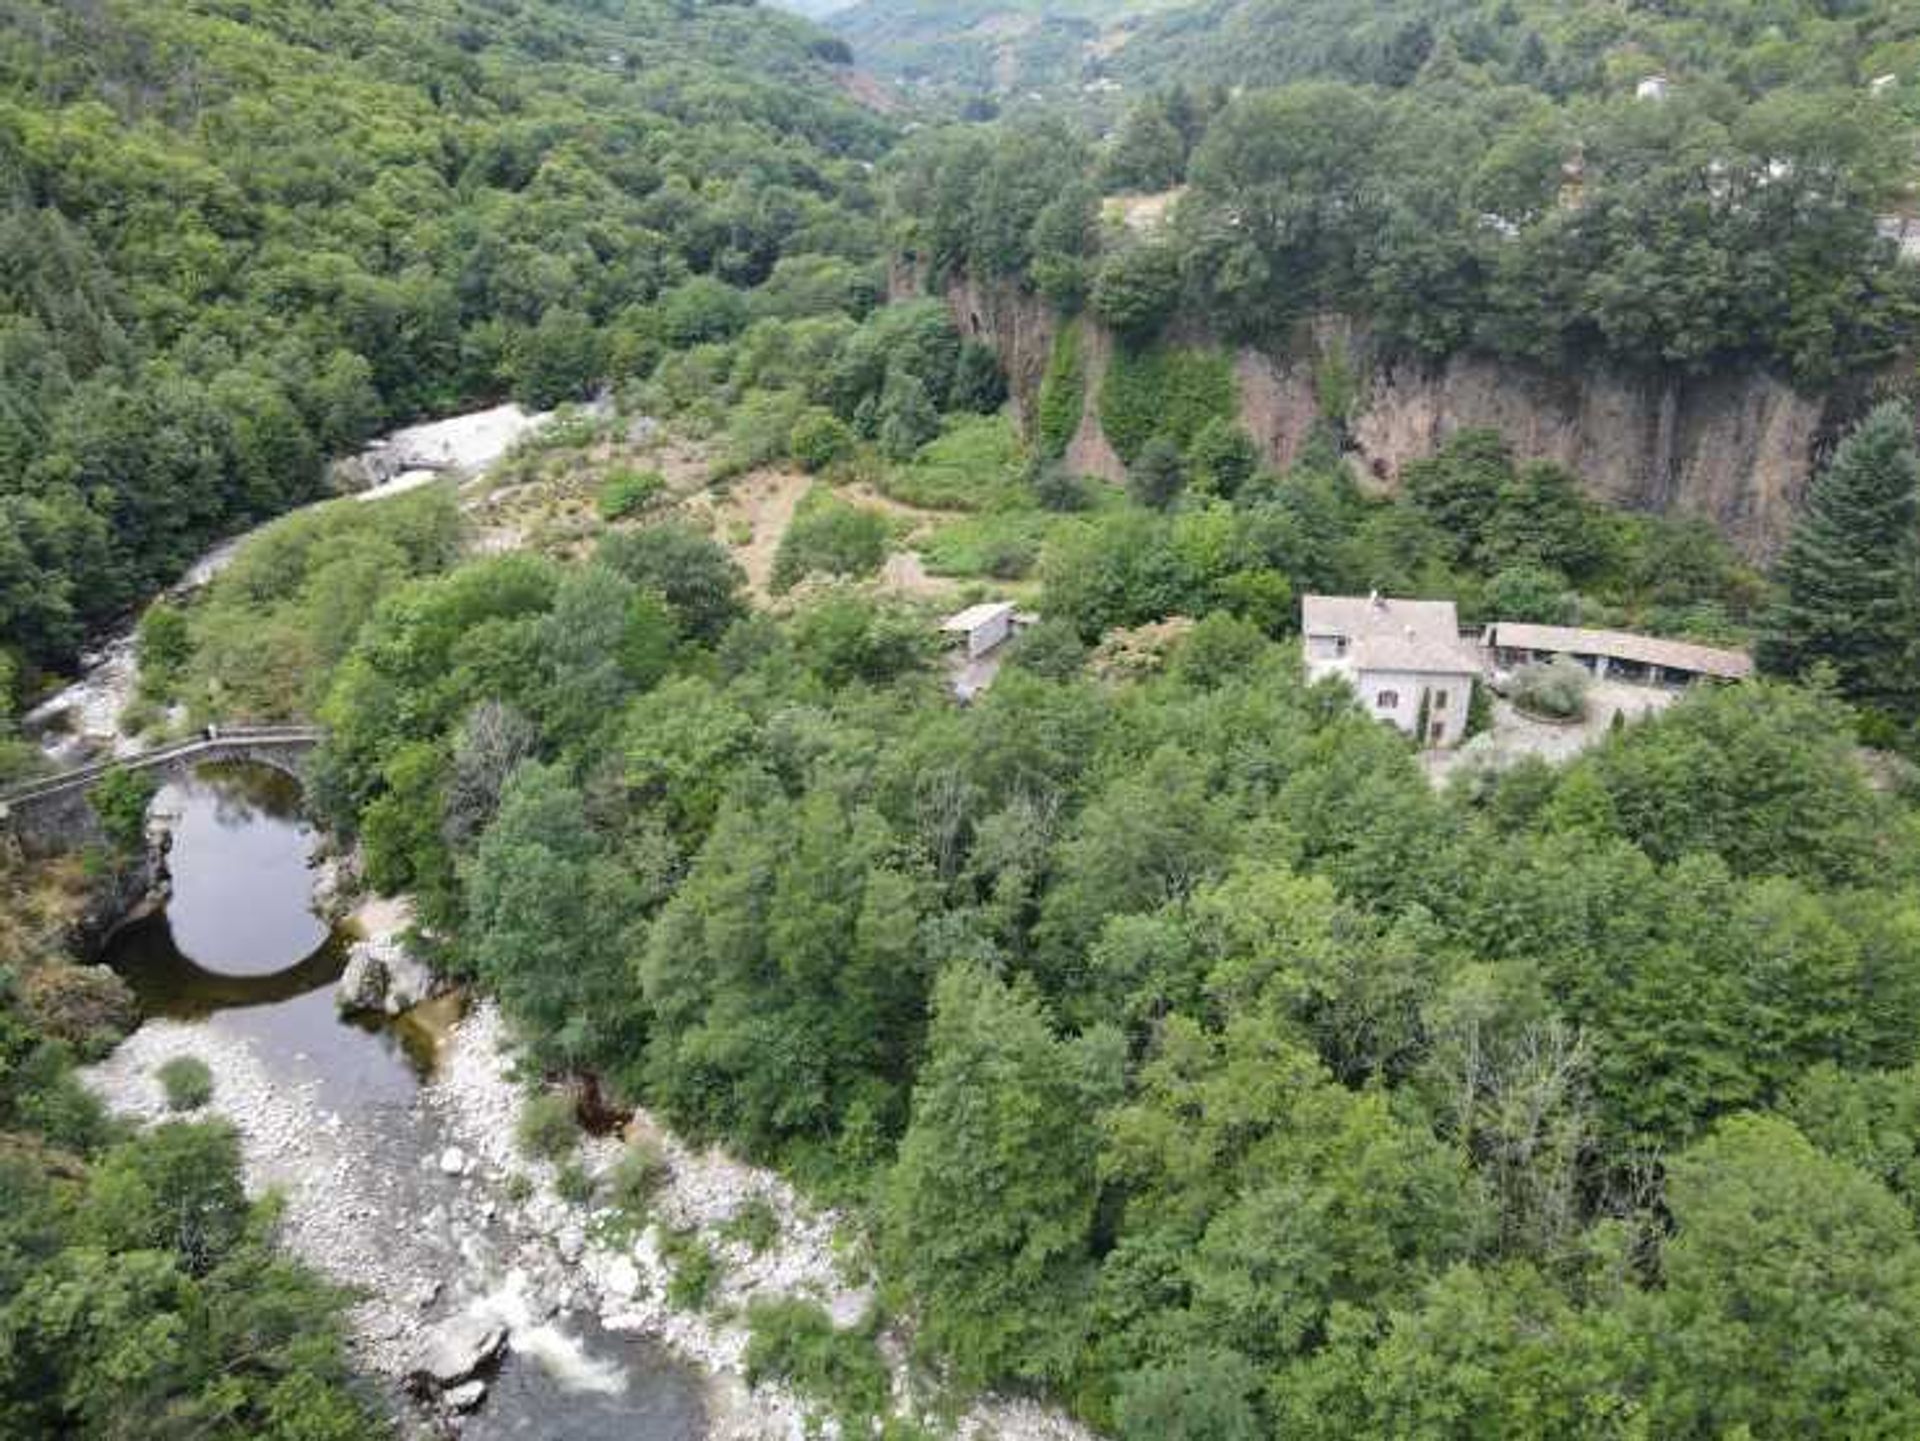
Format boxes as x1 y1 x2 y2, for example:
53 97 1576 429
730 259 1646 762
1007 617 1088 681
721 389 807 476
744 1298 890 1427
1188 418 1261 498
920 513 1050 580
1509 657 1591 721
1484 563 1579 625
1036 323 1085 459
516 1091 579 1161
556 1158 596 1204
1128 437 1187 510
952 340 1008 413
877 369 939 461
1099 343 1234 463
883 415 1023 511
137 601 193 692
21 965 138 1057
90 770 158 852
1031 459 1092 512
599 468 666 521
610 1140 671 1219
791 409 855 472
157 1056 214 1112
662 1229 722 1311
722 1194 781 1255
772 495 890 592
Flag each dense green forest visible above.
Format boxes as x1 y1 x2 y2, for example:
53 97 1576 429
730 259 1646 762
834 0 1920 110
886 48 1919 387
0 0 885 677
261 402 1920 1437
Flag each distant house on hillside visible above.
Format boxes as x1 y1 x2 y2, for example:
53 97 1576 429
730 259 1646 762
1483 623 1751 687
942 600 1034 703
1636 74 1671 101
943 601 1018 660
1302 594 1480 749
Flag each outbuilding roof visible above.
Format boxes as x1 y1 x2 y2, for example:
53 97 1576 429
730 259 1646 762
1485 622 1753 680
942 601 1016 634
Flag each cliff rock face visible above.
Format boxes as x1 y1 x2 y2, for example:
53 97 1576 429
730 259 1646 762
942 278 1834 561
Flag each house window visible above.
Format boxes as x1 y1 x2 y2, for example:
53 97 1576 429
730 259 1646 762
1376 690 1400 710
1433 690 1449 711
1430 722 1446 743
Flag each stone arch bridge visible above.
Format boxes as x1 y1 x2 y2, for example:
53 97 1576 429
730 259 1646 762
0 726 323 857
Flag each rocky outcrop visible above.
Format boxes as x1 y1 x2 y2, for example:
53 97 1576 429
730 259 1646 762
335 933 437 1017
412 1314 507 1388
1249 316 1829 563
940 276 1846 562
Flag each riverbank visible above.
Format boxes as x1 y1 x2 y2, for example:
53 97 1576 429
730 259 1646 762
25 402 561 768
85 873 1099 1440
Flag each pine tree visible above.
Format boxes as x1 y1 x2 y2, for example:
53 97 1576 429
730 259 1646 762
1759 401 1920 711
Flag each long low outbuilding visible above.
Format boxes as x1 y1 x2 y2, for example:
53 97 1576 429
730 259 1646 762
1483 622 1753 685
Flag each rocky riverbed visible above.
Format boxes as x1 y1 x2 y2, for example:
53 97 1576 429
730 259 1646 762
87 885 1099 1440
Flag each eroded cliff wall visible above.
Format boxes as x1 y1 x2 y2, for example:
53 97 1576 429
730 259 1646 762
942 276 1838 562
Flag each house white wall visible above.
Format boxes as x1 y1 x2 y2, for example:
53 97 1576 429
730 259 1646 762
1303 634 1349 681
1354 668 1475 747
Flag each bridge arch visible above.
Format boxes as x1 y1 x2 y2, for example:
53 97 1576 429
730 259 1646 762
0 727 323 858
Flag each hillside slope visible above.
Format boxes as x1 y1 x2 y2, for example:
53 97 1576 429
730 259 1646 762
0 0 888 674
831 0 1176 101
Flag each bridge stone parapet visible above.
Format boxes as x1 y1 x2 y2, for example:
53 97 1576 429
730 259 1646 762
0 727 323 857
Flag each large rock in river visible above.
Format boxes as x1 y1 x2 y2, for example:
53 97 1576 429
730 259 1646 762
335 935 437 1016
412 1313 507 1387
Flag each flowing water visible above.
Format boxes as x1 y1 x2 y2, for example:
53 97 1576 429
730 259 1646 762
99 762 707 1439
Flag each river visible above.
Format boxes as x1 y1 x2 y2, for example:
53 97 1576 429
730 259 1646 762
24 401 561 768
89 761 707 1439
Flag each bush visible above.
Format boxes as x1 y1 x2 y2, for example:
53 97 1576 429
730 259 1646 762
877 369 940 461
1036 323 1085 459
883 415 1024 511
1128 437 1187 510
772 494 891 592
21 965 137 1057
722 1194 781 1255
556 1158 596 1204
1188 418 1261 498
1484 563 1579 625
137 601 193 692
1008 617 1088 680
1099 343 1235 463
952 340 1008 413
1509 657 1591 721
791 409 855 472
1031 459 1092 512
662 1229 722 1311
744 1298 890 1427
920 512 1051 580
599 468 666 521
90 769 158 852
516 1091 579 1161
157 1056 214 1112
610 1140 671 1219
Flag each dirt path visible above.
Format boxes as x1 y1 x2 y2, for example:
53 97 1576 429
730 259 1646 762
702 469 812 599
